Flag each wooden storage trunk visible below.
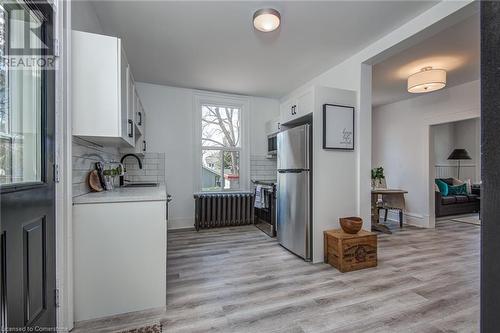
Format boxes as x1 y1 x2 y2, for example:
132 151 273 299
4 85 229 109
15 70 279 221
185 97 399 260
324 229 377 273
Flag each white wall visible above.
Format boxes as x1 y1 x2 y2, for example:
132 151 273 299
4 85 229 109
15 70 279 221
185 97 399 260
71 1 103 34
433 122 455 165
280 1 475 231
136 83 279 230
372 80 480 227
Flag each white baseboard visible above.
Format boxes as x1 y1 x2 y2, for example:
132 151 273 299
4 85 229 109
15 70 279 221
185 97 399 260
167 218 194 230
384 211 430 228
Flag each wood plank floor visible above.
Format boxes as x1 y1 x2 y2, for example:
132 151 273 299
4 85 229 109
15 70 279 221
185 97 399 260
73 220 479 333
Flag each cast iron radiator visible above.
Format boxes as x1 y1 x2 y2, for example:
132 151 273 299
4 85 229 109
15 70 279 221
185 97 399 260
194 192 254 230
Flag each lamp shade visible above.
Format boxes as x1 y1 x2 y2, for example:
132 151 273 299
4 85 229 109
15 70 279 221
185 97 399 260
407 67 446 93
447 149 471 160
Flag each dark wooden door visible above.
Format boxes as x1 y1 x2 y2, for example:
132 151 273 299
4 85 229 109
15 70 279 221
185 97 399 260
0 1 56 330
481 2 500 331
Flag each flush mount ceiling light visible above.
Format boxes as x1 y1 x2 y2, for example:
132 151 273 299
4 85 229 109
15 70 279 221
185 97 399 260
407 67 447 93
253 8 281 32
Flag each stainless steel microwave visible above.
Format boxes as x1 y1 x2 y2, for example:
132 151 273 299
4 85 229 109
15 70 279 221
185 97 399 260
267 134 277 155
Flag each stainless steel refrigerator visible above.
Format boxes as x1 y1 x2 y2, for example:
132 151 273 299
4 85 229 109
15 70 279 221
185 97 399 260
277 124 312 261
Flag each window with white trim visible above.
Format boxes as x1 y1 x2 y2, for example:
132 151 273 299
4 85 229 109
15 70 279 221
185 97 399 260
201 103 242 191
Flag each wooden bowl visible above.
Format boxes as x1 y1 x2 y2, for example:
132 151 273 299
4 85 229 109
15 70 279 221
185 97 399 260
340 217 363 234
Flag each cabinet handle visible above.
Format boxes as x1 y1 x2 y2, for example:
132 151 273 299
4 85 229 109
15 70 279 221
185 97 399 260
291 105 297 116
143 140 147 152
138 112 142 126
128 119 134 138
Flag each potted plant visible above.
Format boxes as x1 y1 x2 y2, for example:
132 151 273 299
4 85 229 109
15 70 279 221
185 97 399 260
103 165 123 190
371 167 385 189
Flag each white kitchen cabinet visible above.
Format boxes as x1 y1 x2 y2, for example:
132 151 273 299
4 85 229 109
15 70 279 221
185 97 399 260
120 90 148 155
137 99 148 153
265 117 281 135
72 30 135 147
280 88 314 124
297 89 314 116
280 99 296 124
135 89 145 136
73 199 167 321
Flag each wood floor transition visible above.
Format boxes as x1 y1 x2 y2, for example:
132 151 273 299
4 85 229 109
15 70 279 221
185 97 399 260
73 220 479 333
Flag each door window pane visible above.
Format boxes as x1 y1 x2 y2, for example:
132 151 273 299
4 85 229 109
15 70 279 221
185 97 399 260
0 5 42 185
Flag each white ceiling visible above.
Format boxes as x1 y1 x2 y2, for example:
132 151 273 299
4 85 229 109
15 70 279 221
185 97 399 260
91 1 438 98
372 13 480 107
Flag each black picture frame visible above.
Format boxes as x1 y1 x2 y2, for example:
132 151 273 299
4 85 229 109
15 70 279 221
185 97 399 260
323 104 355 150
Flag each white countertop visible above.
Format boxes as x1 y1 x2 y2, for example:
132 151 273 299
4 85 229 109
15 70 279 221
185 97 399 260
73 184 167 205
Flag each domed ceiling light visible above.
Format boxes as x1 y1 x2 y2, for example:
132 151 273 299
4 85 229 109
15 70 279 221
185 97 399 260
253 8 281 32
407 67 447 93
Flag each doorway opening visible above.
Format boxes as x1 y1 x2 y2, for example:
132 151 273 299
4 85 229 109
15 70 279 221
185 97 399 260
431 118 481 226
370 9 480 231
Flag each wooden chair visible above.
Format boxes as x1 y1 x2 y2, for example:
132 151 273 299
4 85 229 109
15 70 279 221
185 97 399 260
375 179 404 228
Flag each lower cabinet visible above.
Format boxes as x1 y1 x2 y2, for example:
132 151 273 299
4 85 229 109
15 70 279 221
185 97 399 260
73 200 167 322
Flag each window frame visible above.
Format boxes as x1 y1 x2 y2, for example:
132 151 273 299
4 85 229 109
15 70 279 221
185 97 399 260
194 92 249 192
0 1 52 192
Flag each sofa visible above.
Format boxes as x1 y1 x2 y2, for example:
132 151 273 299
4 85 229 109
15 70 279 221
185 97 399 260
435 178 480 217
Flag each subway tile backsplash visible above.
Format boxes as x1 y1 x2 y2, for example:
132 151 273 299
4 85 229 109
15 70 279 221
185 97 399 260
122 153 166 184
73 144 267 197
72 137 120 197
250 155 277 182
72 137 166 198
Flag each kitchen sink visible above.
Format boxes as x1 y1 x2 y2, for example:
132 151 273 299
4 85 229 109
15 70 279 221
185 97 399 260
123 182 159 188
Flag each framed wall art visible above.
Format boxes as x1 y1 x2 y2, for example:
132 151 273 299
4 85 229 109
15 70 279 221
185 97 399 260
323 104 355 150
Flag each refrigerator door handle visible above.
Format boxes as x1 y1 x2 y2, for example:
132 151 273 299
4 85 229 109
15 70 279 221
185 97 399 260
304 124 310 170
278 169 303 173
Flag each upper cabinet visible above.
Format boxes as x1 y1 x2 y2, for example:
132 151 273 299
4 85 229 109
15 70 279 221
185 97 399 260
280 89 314 124
265 117 281 135
135 90 145 136
135 97 147 153
72 31 147 149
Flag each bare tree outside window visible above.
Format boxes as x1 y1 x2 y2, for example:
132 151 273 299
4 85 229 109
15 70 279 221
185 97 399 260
201 105 241 190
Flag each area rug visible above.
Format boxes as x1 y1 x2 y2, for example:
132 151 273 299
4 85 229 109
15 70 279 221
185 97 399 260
451 215 481 226
119 323 162 333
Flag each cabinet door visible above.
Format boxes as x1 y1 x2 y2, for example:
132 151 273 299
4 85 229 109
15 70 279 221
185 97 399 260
126 67 135 146
72 31 121 138
120 47 130 143
297 90 313 117
140 104 147 153
279 102 288 123
280 99 297 124
135 103 147 154
135 90 145 136
266 117 281 135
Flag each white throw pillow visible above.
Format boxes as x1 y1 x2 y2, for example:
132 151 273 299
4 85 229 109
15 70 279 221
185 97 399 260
465 179 472 194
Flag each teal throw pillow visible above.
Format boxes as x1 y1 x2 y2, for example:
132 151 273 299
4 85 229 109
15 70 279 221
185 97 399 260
448 183 468 195
435 179 449 196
